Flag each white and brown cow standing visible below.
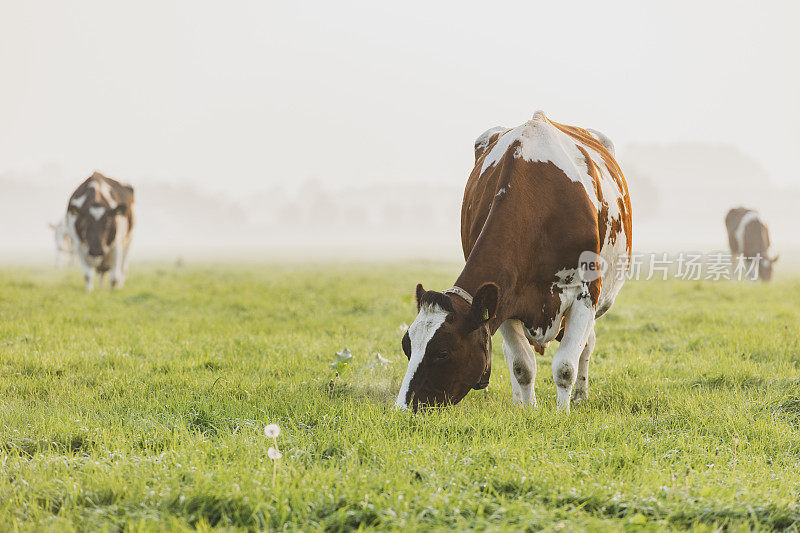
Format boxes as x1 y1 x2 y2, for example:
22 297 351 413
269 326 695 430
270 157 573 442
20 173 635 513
725 207 778 281
396 111 632 412
66 172 135 290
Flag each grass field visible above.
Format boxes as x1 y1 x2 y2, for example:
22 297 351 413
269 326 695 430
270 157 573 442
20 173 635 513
1 263 799 531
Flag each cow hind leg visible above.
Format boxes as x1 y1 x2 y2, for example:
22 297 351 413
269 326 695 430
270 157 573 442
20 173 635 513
499 319 537 407
552 296 595 412
110 266 125 288
111 244 127 289
572 328 596 406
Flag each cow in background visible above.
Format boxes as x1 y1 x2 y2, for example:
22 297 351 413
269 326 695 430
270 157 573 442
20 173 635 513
66 172 135 290
49 217 75 269
725 207 778 281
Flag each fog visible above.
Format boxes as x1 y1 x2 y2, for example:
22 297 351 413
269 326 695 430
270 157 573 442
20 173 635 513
2 1 799 262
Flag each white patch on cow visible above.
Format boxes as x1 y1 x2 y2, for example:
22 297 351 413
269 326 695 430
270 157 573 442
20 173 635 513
734 210 760 251
586 128 615 156
395 304 449 409
524 268 586 346
70 193 88 208
479 111 598 209
475 126 508 154
89 206 106 220
496 187 507 198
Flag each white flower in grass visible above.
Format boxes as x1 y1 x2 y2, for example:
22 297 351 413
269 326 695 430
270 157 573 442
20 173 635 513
267 447 282 460
264 424 280 438
330 348 353 371
375 353 393 365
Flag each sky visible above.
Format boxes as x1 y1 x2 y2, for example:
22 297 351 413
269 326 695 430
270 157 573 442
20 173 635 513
1 0 799 198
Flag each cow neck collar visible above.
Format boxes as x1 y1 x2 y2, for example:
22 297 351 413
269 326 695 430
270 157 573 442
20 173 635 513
443 286 473 305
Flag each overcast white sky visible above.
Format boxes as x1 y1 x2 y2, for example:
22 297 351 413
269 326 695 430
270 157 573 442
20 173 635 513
1 0 798 196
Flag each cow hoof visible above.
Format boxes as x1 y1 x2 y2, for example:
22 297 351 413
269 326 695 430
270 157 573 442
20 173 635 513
572 388 589 406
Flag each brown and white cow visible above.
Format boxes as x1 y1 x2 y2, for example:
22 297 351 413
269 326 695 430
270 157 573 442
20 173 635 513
66 172 135 290
396 111 632 412
725 207 778 281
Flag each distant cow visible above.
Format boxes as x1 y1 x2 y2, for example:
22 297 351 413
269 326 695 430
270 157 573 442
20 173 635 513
49 217 75 269
396 111 632 412
725 207 778 281
66 172 135 290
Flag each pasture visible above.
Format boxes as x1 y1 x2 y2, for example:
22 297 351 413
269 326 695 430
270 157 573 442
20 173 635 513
1 263 799 531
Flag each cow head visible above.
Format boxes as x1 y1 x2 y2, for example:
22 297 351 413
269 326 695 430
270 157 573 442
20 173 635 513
759 254 779 281
69 203 128 262
395 283 498 411
49 221 72 252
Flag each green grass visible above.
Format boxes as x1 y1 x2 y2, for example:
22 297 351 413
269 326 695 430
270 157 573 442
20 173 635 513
1 263 799 531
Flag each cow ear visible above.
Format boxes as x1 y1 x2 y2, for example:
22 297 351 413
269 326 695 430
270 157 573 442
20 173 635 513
468 282 499 331
415 283 425 310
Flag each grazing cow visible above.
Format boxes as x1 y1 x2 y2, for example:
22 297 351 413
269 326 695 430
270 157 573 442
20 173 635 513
725 207 778 281
396 111 632 411
66 172 135 290
49 217 75 269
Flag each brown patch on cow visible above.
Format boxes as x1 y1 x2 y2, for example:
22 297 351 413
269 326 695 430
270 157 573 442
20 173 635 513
596 202 610 247
608 215 623 245
616 198 632 255
589 278 602 309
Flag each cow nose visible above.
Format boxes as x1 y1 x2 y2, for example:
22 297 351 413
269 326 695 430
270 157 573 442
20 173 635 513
89 250 103 257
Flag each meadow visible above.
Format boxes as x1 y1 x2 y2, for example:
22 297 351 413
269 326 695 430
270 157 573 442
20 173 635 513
0 263 799 531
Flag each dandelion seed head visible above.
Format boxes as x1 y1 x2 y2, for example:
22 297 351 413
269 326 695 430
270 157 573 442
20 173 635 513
268 447 283 460
264 424 280 438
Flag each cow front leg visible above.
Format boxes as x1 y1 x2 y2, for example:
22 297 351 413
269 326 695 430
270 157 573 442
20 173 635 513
98 271 107 289
552 295 595 412
499 319 537 407
572 328 596 406
83 268 95 291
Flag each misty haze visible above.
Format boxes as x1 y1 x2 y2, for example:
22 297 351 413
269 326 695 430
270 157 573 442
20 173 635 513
2 2 800 531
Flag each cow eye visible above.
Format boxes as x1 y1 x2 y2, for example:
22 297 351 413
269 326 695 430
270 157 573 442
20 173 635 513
434 349 449 360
